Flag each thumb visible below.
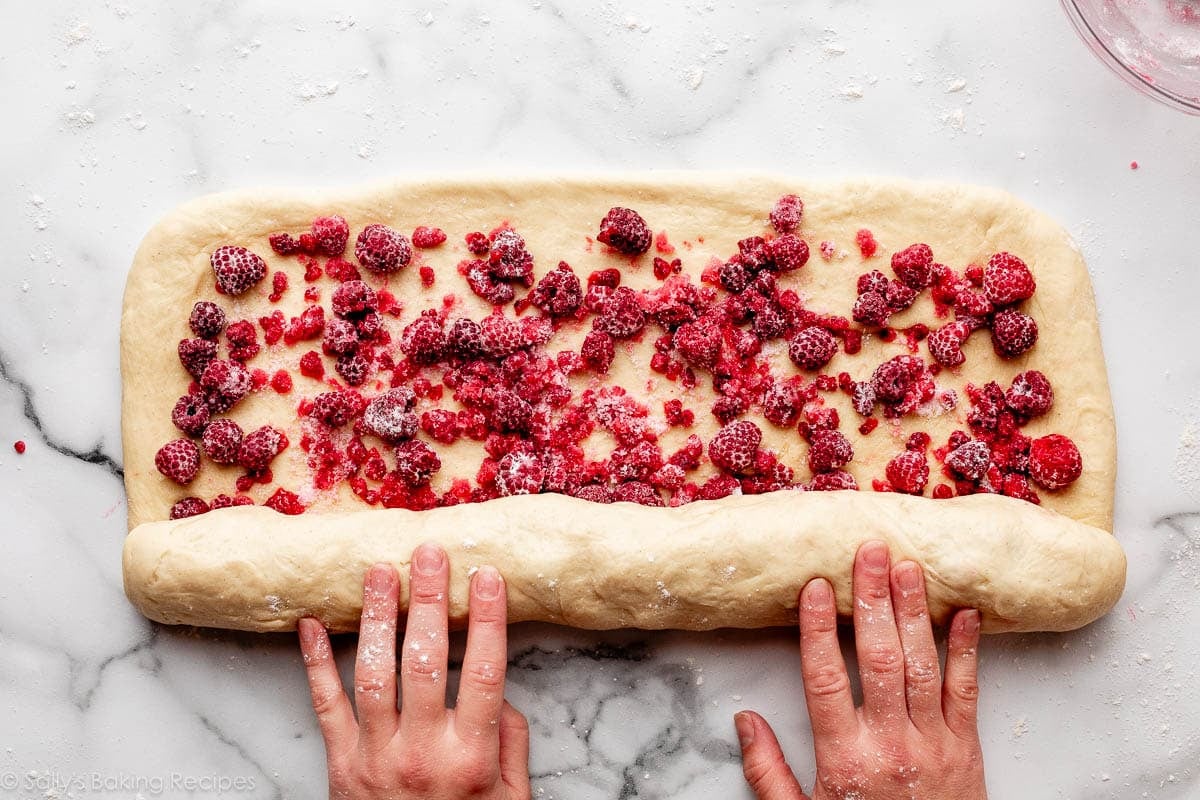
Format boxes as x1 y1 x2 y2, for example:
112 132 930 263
735 711 810 800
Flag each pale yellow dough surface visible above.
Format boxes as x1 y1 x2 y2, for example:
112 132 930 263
121 174 1121 633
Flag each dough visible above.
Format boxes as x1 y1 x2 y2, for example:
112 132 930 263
120 174 1122 633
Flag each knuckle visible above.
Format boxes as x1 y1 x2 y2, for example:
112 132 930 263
801 609 838 636
950 678 980 703
861 641 904 676
463 659 506 691
803 662 851 698
309 684 345 718
905 657 940 687
409 578 447 605
454 761 500 794
742 750 788 790
403 649 446 680
858 581 892 602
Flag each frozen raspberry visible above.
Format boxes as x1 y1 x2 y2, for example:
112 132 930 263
852 291 890 327
210 245 267 296
495 451 545 496
1028 434 1082 490
263 488 305 515
412 226 447 248
580 330 616 374
770 194 804 233
400 312 446 365
697 474 741 500
465 231 491 255
310 391 364 428
945 439 991 481
983 252 1036 306
886 450 929 495
737 237 772 272
927 321 973 367
155 439 201 485
613 481 664 506
810 470 858 491
597 207 652 255
361 388 418 443
211 493 254 509
488 228 535 283
855 229 878 259
237 426 288 471
808 429 853 474
954 289 994 319
201 418 244 465
870 355 924 404
891 243 934 290
719 260 750 294
768 234 809 272
447 318 484 360
609 441 665 483
269 271 288 303
178 338 218 380
530 262 583 317
310 215 349 257
751 305 786 341
393 439 441 487
480 314 526 359
464 259 516 305
709 420 762 476
299 351 324 379
200 359 252 413
189 301 227 339
573 484 615 504
420 409 460 444
594 287 646 339
990 309 1038 357
762 381 802 428
169 497 210 519
269 232 301 256
1006 370 1054 418
322 317 360 356
653 256 681 280
851 381 877 417
225 319 260 362
331 280 378 318
906 431 931 452
355 223 411 273
857 270 890 296
788 327 837 371
335 352 371 386
885 280 917 312
663 399 694 427
171 394 210 437
489 389 534 434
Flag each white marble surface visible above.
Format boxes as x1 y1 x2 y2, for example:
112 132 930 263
2 1 1199 798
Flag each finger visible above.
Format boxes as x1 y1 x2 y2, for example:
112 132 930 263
797 578 857 740
299 618 357 761
498 701 532 794
399 542 451 739
455 566 509 751
942 608 982 740
852 540 906 730
734 711 810 800
890 560 943 732
354 564 400 750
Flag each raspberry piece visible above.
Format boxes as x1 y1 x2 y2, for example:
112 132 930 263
697 474 741 500
852 381 877 416
331 280 378 318
412 226 447 248
361 388 418 443
311 391 364 428
857 270 889 296
307 215 349 257
581 330 616 374
225 319 260 362
210 245 267 296
200 359 252 413
155 439 201 485
767 235 809 274
885 450 929 495
264 488 305 515
663 399 694 427
322 317 360 356
393 439 441 487
762 381 803 428
269 232 301 256
609 440 665 483
810 470 858 491
324 258 360 282
400 311 446 365
852 291 889 327
1029 434 1082 490
335 352 371 386
488 388 534 434
906 431 931 451
299 351 324 379
891 243 934 289
172 394 210 437
709 420 762 476
495 451 545 496
983 252 1036 306
597 207 652 255
464 259 516 305
283 305 326 345
954 289 994 319
238 426 288 471
465 231 491 255
447 318 484 360
1006 370 1054 418
211 493 254 509
594 286 645 339
269 271 288 303
488 228 535 283
420 266 435 287
178 338 218 380
927 320 973 367
990 309 1038 357
769 194 804 234
870 355 924 404
737 237 772 272
885 280 917 312
653 256 681 280
718 260 749 294
529 261 583 317
421 409 461 444
573 484 615 504
480 314 526 359
170 497 210 519
613 481 664 506
945 439 991 481
808 429 853 474
189 301 227 339
788 327 837 371
355 223 412 273
855 229 878 259
201 418 244 464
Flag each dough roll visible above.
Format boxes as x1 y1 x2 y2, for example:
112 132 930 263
122 490 1126 634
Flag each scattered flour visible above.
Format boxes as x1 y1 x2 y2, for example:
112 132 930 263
298 81 339 101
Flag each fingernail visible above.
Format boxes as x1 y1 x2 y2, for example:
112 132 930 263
414 544 444 576
896 561 921 591
861 540 889 573
806 577 832 607
961 609 981 634
474 566 501 600
734 712 755 748
368 564 394 593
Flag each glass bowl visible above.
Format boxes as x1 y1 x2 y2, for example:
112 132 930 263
1062 0 1200 114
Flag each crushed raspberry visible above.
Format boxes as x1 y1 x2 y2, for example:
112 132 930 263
982 252 1036 306
447 318 484 360
172 395 210 437
335 352 371 386
201 418 244 464
990 309 1038 357
412 226 447 248
954 288 994 320
597 207 653 255
891 244 934 289
264 488 305 515
494 451 545 496
788 327 837 371
210 245 267 296
855 229 878 259
267 271 288 303
355 223 411 273
200 359 252 413
807 429 853 474
663 399 694 427
283 305 326 345
1006 370 1053 418
573 330 611 374
170 497 210 519
708 420 762 476
155 439 201 485
464 259 516 305
530 262 583 317
1028 434 1082 490
487 228 535 284
322 318 360 356
310 390 364 428
885 280 917 312
237 426 288 471
420 409 460 444
885 450 929 495
719 260 749 293
570 484 612 504
211 493 254 510
696 474 741 501
465 231 490 255
478 313 526 359
360 388 418 443
259 311 285 345
303 259 323 282
189 301 227 339
324 258 361 282
400 311 446 365
594 287 646 339
225 320 260 362
653 256 682 280
810 470 858 491
178 338 218 380
331 280 378 318
927 320 973 367
737 237 772 271
299 351 324 379
488 388 534 434
393 439 441 487
419 265 435 287
858 417 879 435
852 291 889 327
769 194 804 233
945 439 991 481
613 481 665 506
269 232 301 256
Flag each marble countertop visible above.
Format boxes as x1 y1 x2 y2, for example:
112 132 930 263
3 1 1199 798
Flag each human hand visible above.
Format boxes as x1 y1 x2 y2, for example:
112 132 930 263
298 543 531 800
735 540 987 800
